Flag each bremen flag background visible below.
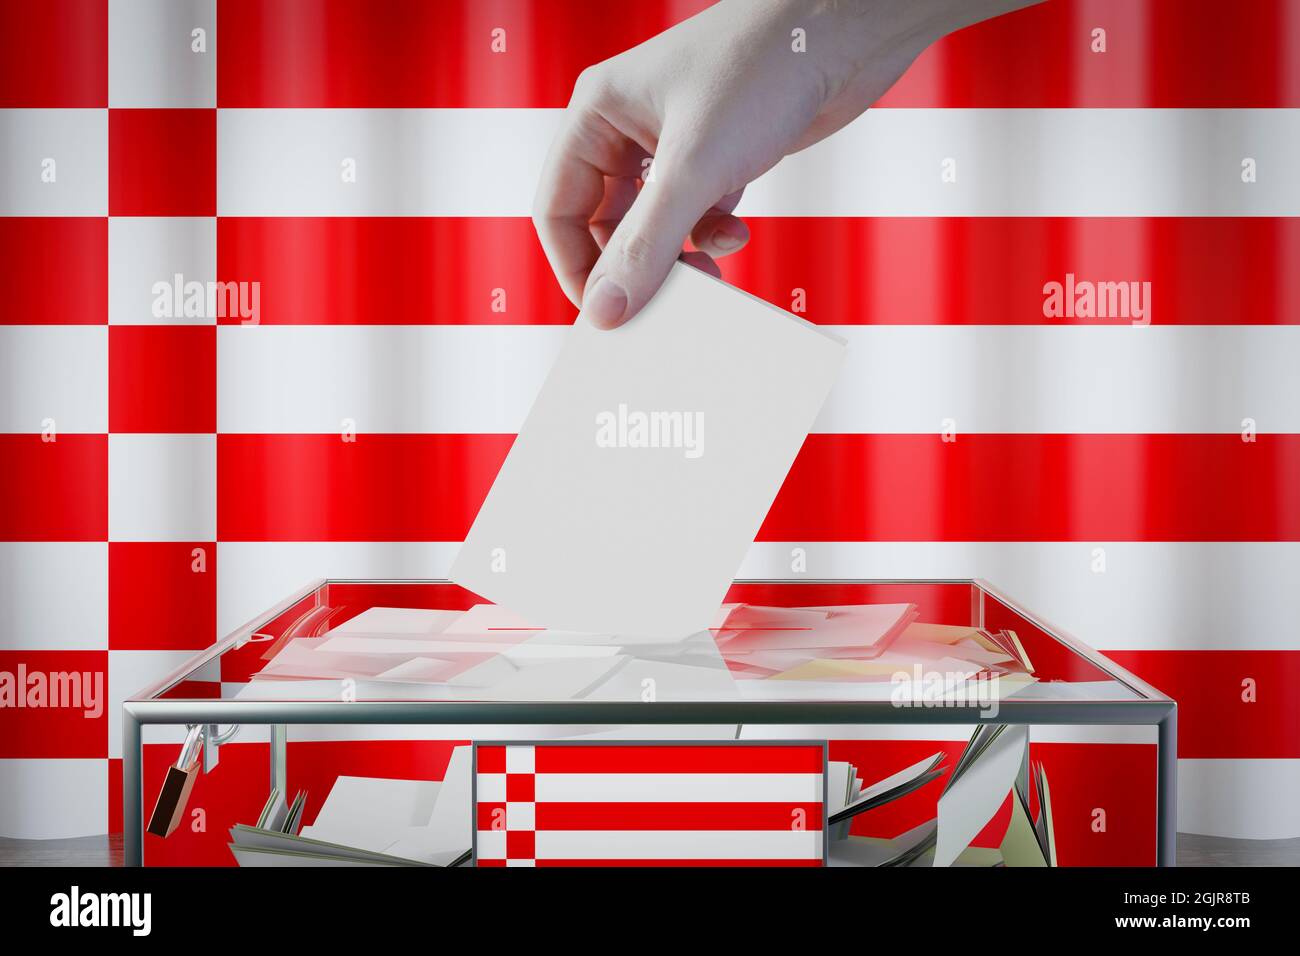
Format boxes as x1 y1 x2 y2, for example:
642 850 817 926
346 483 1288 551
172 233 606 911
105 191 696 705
1 0 1298 854
474 744 826 866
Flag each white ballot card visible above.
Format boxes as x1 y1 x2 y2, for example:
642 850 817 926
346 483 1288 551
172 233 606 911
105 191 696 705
934 725 1028 868
451 262 845 637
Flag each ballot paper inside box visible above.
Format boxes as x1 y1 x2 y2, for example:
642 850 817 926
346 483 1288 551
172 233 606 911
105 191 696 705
121 579 1177 867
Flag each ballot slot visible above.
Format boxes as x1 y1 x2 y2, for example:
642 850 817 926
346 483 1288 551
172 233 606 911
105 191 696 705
151 579 1149 705
232 598 1044 704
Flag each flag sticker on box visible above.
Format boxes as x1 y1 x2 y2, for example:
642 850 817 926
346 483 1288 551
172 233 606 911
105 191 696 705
473 742 826 866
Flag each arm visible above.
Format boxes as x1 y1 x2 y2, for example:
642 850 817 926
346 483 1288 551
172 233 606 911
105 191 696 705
533 0 1044 329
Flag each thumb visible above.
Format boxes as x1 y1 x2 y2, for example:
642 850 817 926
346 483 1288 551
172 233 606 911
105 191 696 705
580 148 722 329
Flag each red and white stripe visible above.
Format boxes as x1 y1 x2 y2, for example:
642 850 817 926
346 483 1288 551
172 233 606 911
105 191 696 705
1 0 1297 846
474 744 825 866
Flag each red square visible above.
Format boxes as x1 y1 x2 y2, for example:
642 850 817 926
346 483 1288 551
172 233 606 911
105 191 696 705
476 802 507 831
0 650 107 758
110 109 216 216
0 218 106 325
506 773 535 802
476 746 505 773
505 830 535 860
0 434 106 540
109 325 215 432
0 0 106 107
110 542 216 650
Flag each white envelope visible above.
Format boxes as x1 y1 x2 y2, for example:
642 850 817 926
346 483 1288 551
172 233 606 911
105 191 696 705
302 776 440 852
717 603 915 653
372 657 464 683
329 607 463 636
440 604 539 635
451 263 845 637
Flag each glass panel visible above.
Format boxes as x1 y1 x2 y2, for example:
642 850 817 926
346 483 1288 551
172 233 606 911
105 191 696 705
151 580 1143 703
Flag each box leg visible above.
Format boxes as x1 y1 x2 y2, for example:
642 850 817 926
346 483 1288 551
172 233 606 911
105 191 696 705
123 709 143 867
1156 706 1178 866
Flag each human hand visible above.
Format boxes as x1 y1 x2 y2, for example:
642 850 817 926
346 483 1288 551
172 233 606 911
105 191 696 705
533 0 1041 329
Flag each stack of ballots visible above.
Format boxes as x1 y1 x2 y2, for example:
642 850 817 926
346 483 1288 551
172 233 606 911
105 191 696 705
827 724 1058 868
238 601 1037 704
228 746 472 867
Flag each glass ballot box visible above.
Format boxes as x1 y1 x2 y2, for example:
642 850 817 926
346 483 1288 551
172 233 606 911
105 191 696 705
122 579 1176 867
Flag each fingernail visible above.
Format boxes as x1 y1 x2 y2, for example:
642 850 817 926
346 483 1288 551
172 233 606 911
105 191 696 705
709 221 748 252
710 230 741 252
583 274 628 329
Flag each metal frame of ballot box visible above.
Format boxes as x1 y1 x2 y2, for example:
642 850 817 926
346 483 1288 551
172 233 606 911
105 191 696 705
121 578 1178 867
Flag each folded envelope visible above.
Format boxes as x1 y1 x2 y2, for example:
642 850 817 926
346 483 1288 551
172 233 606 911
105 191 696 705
254 638 426 680
769 659 908 681
901 621 1009 656
440 603 539 635
711 604 832 632
717 603 916 655
372 657 464 683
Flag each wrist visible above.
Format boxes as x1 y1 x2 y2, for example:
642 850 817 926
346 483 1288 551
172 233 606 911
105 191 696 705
711 0 953 99
790 0 1036 75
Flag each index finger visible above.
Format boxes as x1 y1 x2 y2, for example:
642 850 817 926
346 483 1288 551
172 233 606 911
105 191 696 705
532 109 648 308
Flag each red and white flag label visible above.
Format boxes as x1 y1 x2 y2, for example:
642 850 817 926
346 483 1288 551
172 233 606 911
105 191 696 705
474 743 825 867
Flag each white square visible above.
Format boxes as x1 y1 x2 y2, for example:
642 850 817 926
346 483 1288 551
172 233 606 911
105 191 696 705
506 802 536 831
109 0 216 107
0 326 107 432
505 745 535 773
108 649 197 758
505 859 536 867
0 110 106 216
109 218 216 325
109 434 216 541
476 773 506 803
0 543 107 651
215 542 459 637
475 829 505 859
0 759 108 839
